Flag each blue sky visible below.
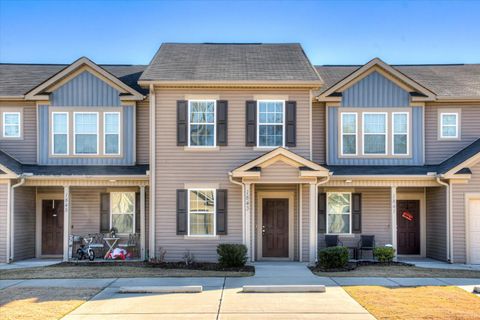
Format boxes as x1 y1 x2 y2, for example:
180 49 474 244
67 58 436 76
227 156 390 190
0 0 479 65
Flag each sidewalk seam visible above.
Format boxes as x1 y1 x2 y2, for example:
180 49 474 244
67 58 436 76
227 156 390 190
216 276 226 320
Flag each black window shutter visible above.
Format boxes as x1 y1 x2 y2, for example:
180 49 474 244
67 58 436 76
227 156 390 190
100 193 110 233
318 193 327 233
216 189 228 235
177 100 188 146
352 193 362 234
135 192 140 234
285 101 297 147
245 100 257 146
216 100 228 146
176 189 188 235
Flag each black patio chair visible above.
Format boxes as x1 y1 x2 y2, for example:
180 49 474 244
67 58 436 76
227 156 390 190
325 235 343 248
357 235 375 259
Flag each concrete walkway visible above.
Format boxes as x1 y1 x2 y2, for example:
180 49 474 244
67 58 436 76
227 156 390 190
398 256 480 270
0 258 61 270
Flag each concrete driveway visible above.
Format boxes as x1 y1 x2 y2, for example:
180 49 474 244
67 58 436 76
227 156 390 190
62 262 374 319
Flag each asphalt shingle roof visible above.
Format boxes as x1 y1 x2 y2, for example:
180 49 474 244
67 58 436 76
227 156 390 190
315 64 480 97
0 63 148 97
140 43 321 82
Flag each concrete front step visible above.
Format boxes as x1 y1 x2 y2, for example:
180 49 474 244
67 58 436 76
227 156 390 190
118 286 202 293
242 285 326 293
474 286 480 293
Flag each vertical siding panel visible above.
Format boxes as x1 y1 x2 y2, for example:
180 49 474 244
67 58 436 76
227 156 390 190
312 102 326 164
426 187 447 261
0 183 8 263
13 187 36 260
136 100 150 164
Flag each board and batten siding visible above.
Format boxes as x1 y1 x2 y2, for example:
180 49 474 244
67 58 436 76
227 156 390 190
451 161 480 263
154 88 311 261
327 106 424 165
425 187 448 261
51 71 121 107
37 105 135 165
425 104 480 164
136 100 150 164
0 182 8 263
341 71 410 108
312 102 326 164
13 186 36 261
301 184 310 262
317 187 392 250
0 101 37 164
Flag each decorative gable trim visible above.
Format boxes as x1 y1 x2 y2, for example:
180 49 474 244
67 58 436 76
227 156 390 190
25 57 145 101
317 58 435 102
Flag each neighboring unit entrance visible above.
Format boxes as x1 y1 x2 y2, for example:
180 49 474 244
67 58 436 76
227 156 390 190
262 198 289 258
467 197 480 264
397 200 420 254
42 200 64 255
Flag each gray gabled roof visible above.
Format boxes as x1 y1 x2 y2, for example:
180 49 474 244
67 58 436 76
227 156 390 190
315 64 480 97
140 43 322 83
0 63 148 97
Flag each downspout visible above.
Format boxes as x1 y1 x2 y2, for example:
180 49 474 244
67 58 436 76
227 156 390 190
8 176 26 263
436 176 452 263
229 173 245 244
313 173 331 261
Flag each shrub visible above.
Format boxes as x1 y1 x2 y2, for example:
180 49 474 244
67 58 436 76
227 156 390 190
318 246 349 269
374 246 395 263
217 244 248 268
183 250 195 266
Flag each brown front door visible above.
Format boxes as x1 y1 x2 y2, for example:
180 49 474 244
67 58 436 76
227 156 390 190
262 198 289 258
397 200 420 255
42 200 64 255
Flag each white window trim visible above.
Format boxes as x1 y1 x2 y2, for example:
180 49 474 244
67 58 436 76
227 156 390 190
187 188 216 237
256 100 286 148
362 112 388 155
340 112 358 156
51 112 69 155
187 100 216 148
104 112 121 155
326 192 352 235
392 112 409 156
440 112 459 139
3 112 21 138
73 112 99 155
110 192 136 235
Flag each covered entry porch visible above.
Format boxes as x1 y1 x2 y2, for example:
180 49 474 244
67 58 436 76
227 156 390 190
9 175 149 262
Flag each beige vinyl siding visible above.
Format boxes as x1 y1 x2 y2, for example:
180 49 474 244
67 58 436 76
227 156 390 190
301 184 310 261
0 101 37 164
136 100 150 164
13 186 36 261
451 161 480 263
318 187 392 250
154 88 311 261
70 187 102 235
254 184 299 261
425 104 480 164
260 160 301 182
0 182 8 263
425 187 447 261
312 102 326 164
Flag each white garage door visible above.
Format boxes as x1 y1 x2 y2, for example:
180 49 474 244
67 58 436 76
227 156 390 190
469 199 480 264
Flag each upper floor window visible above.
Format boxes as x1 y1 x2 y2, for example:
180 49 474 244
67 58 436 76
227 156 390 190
74 112 98 155
52 112 69 155
188 189 215 236
257 100 285 147
393 112 409 155
3 112 21 138
189 100 216 147
440 112 459 139
110 192 135 234
104 112 120 155
363 112 387 155
327 192 351 234
341 113 357 155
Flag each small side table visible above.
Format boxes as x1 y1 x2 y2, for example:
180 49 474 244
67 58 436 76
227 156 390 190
103 237 120 259
347 246 358 260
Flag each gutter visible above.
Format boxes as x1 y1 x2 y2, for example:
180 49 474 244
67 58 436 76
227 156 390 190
8 175 28 263
313 174 331 261
436 176 453 263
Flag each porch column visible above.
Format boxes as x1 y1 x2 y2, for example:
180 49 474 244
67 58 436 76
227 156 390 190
63 186 71 262
309 182 317 264
391 186 397 254
244 182 252 261
140 185 146 260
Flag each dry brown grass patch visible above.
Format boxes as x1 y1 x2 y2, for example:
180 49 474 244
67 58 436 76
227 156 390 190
345 286 480 320
0 287 99 320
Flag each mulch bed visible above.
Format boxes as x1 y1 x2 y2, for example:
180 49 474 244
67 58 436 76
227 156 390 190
61 261 254 273
310 260 413 273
